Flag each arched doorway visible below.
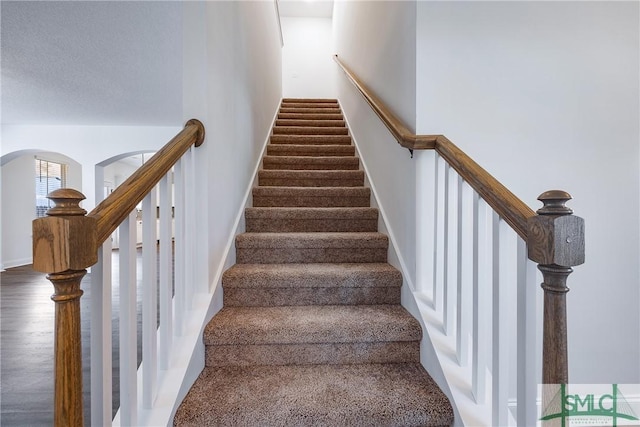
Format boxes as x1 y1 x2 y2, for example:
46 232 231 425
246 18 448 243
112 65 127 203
1 150 82 269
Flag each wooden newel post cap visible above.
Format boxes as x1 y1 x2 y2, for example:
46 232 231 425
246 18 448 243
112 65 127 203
32 188 98 274
527 190 585 267
46 188 87 216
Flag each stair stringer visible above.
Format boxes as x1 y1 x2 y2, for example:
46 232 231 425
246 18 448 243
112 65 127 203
117 106 280 427
340 102 463 426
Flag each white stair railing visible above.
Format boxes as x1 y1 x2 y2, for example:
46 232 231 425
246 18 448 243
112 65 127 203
92 149 199 426
416 150 543 425
32 120 205 427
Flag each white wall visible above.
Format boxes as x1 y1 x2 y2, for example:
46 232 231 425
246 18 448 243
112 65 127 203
333 0 417 286
333 1 416 132
0 125 181 268
174 0 282 415
183 0 282 291
416 2 639 384
282 17 335 99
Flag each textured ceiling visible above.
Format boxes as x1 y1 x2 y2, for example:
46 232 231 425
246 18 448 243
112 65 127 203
279 0 334 18
1 1 183 126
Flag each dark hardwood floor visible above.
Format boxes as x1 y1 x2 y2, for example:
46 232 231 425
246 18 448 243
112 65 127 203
1 264 63 426
1 249 150 426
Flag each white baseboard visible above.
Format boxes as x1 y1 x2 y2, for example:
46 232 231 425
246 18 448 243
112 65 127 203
207 104 278 295
1 257 32 270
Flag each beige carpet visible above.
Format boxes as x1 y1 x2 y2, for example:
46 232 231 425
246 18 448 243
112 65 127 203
173 98 453 426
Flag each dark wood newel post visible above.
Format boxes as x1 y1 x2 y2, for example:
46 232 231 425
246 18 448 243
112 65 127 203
32 189 98 427
48 269 86 426
527 190 585 385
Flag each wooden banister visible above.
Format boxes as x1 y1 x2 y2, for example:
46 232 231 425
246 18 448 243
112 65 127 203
333 55 436 150
434 135 534 240
32 119 205 427
90 119 205 245
334 55 534 239
334 54 586 389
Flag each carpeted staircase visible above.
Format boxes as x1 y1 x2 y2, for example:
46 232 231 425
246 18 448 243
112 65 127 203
173 99 454 426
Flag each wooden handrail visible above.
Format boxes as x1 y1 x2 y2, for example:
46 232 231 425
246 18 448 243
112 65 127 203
333 55 436 150
32 118 205 427
435 135 534 240
334 55 534 239
90 119 205 245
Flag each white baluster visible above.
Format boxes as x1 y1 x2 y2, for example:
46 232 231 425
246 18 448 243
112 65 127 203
415 150 436 297
492 217 513 426
517 238 539 426
456 179 472 366
472 196 490 403
92 166 112 425
444 164 457 335
441 162 450 324
158 173 173 369
435 156 446 314
174 158 186 336
433 154 442 310
142 189 158 408
184 148 196 308
92 241 113 426
119 211 138 426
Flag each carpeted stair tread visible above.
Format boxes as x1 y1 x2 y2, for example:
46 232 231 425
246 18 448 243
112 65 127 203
267 144 355 157
262 155 359 170
223 263 401 289
283 98 338 103
236 232 388 263
245 207 377 232
222 263 401 307
253 186 370 207
204 304 420 364
273 126 349 135
280 107 342 114
206 342 418 367
278 112 344 120
204 305 421 345
275 119 345 127
173 363 454 427
223 288 400 308
245 207 377 220
258 170 364 187
270 134 352 145
281 102 340 109
236 232 387 249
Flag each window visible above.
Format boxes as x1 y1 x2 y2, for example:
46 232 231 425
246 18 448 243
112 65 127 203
35 158 67 217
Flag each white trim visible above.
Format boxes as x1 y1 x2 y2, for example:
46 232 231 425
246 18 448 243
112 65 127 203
1 257 32 270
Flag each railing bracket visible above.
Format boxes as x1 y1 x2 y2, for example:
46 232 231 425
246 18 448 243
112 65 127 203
408 148 414 158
